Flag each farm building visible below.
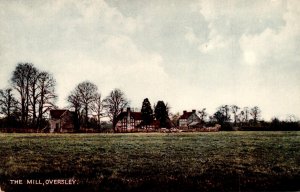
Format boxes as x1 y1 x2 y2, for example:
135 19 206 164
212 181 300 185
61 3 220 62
49 109 76 133
179 110 201 128
115 108 158 132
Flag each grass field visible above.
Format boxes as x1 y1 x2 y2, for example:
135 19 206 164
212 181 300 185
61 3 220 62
0 132 299 191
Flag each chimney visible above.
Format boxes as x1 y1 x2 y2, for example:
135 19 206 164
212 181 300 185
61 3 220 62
192 110 196 113
127 107 131 129
183 110 187 114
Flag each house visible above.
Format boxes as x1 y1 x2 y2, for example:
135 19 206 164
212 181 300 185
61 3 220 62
49 109 75 133
115 108 158 132
179 110 201 128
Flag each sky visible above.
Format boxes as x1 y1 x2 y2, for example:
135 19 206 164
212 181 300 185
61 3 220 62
0 0 299 121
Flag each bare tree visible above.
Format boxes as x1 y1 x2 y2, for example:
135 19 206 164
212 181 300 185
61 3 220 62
213 105 231 127
76 81 98 126
239 107 250 123
0 88 18 120
91 92 103 128
286 114 297 122
10 63 57 128
67 90 81 113
29 68 40 126
198 108 208 123
67 81 98 128
36 72 57 128
11 63 38 126
231 105 240 125
170 112 180 127
67 90 81 130
250 106 261 124
219 105 231 122
103 88 129 132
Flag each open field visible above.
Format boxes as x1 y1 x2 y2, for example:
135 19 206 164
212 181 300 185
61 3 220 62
0 132 299 191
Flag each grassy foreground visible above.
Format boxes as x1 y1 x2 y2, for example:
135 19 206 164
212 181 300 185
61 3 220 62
0 132 299 191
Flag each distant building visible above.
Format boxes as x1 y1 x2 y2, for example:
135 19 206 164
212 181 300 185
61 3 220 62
179 110 201 128
49 110 75 133
115 108 158 132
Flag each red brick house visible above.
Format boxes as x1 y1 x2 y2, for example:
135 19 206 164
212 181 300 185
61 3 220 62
179 110 201 128
49 110 75 133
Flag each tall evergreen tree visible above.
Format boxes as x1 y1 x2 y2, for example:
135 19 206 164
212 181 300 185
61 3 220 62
141 98 153 128
154 100 169 128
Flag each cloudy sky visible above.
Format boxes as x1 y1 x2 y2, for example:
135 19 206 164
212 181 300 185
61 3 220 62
1 0 299 120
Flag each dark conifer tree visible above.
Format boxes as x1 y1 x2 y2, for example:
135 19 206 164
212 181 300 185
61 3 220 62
154 100 169 128
141 98 153 129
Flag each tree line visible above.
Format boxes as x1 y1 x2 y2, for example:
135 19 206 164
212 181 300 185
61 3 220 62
209 105 299 131
0 63 171 131
66 81 130 132
67 81 171 131
170 105 299 131
1 63 299 131
211 105 261 126
0 63 56 128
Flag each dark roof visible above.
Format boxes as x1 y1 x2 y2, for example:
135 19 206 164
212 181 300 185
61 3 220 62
131 112 142 120
116 112 126 121
179 112 194 119
50 110 68 119
116 111 142 121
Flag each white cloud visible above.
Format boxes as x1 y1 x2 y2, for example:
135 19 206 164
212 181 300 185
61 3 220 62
195 0 288 54
239 1 300 66
0 0 168 108
1 0 299 120
184 27 199 44
198 33 230 53
239 28 275 66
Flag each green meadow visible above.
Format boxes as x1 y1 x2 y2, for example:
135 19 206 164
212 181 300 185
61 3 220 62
0 132 299 191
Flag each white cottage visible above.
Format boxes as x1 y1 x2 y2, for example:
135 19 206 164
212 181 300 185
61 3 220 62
49 110 75 133
179 110 201 128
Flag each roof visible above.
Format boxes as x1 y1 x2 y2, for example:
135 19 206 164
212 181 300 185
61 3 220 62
116 111 142 121
131 112 142 120
50 110 68 119
179 112 194 119
189 121 200 126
